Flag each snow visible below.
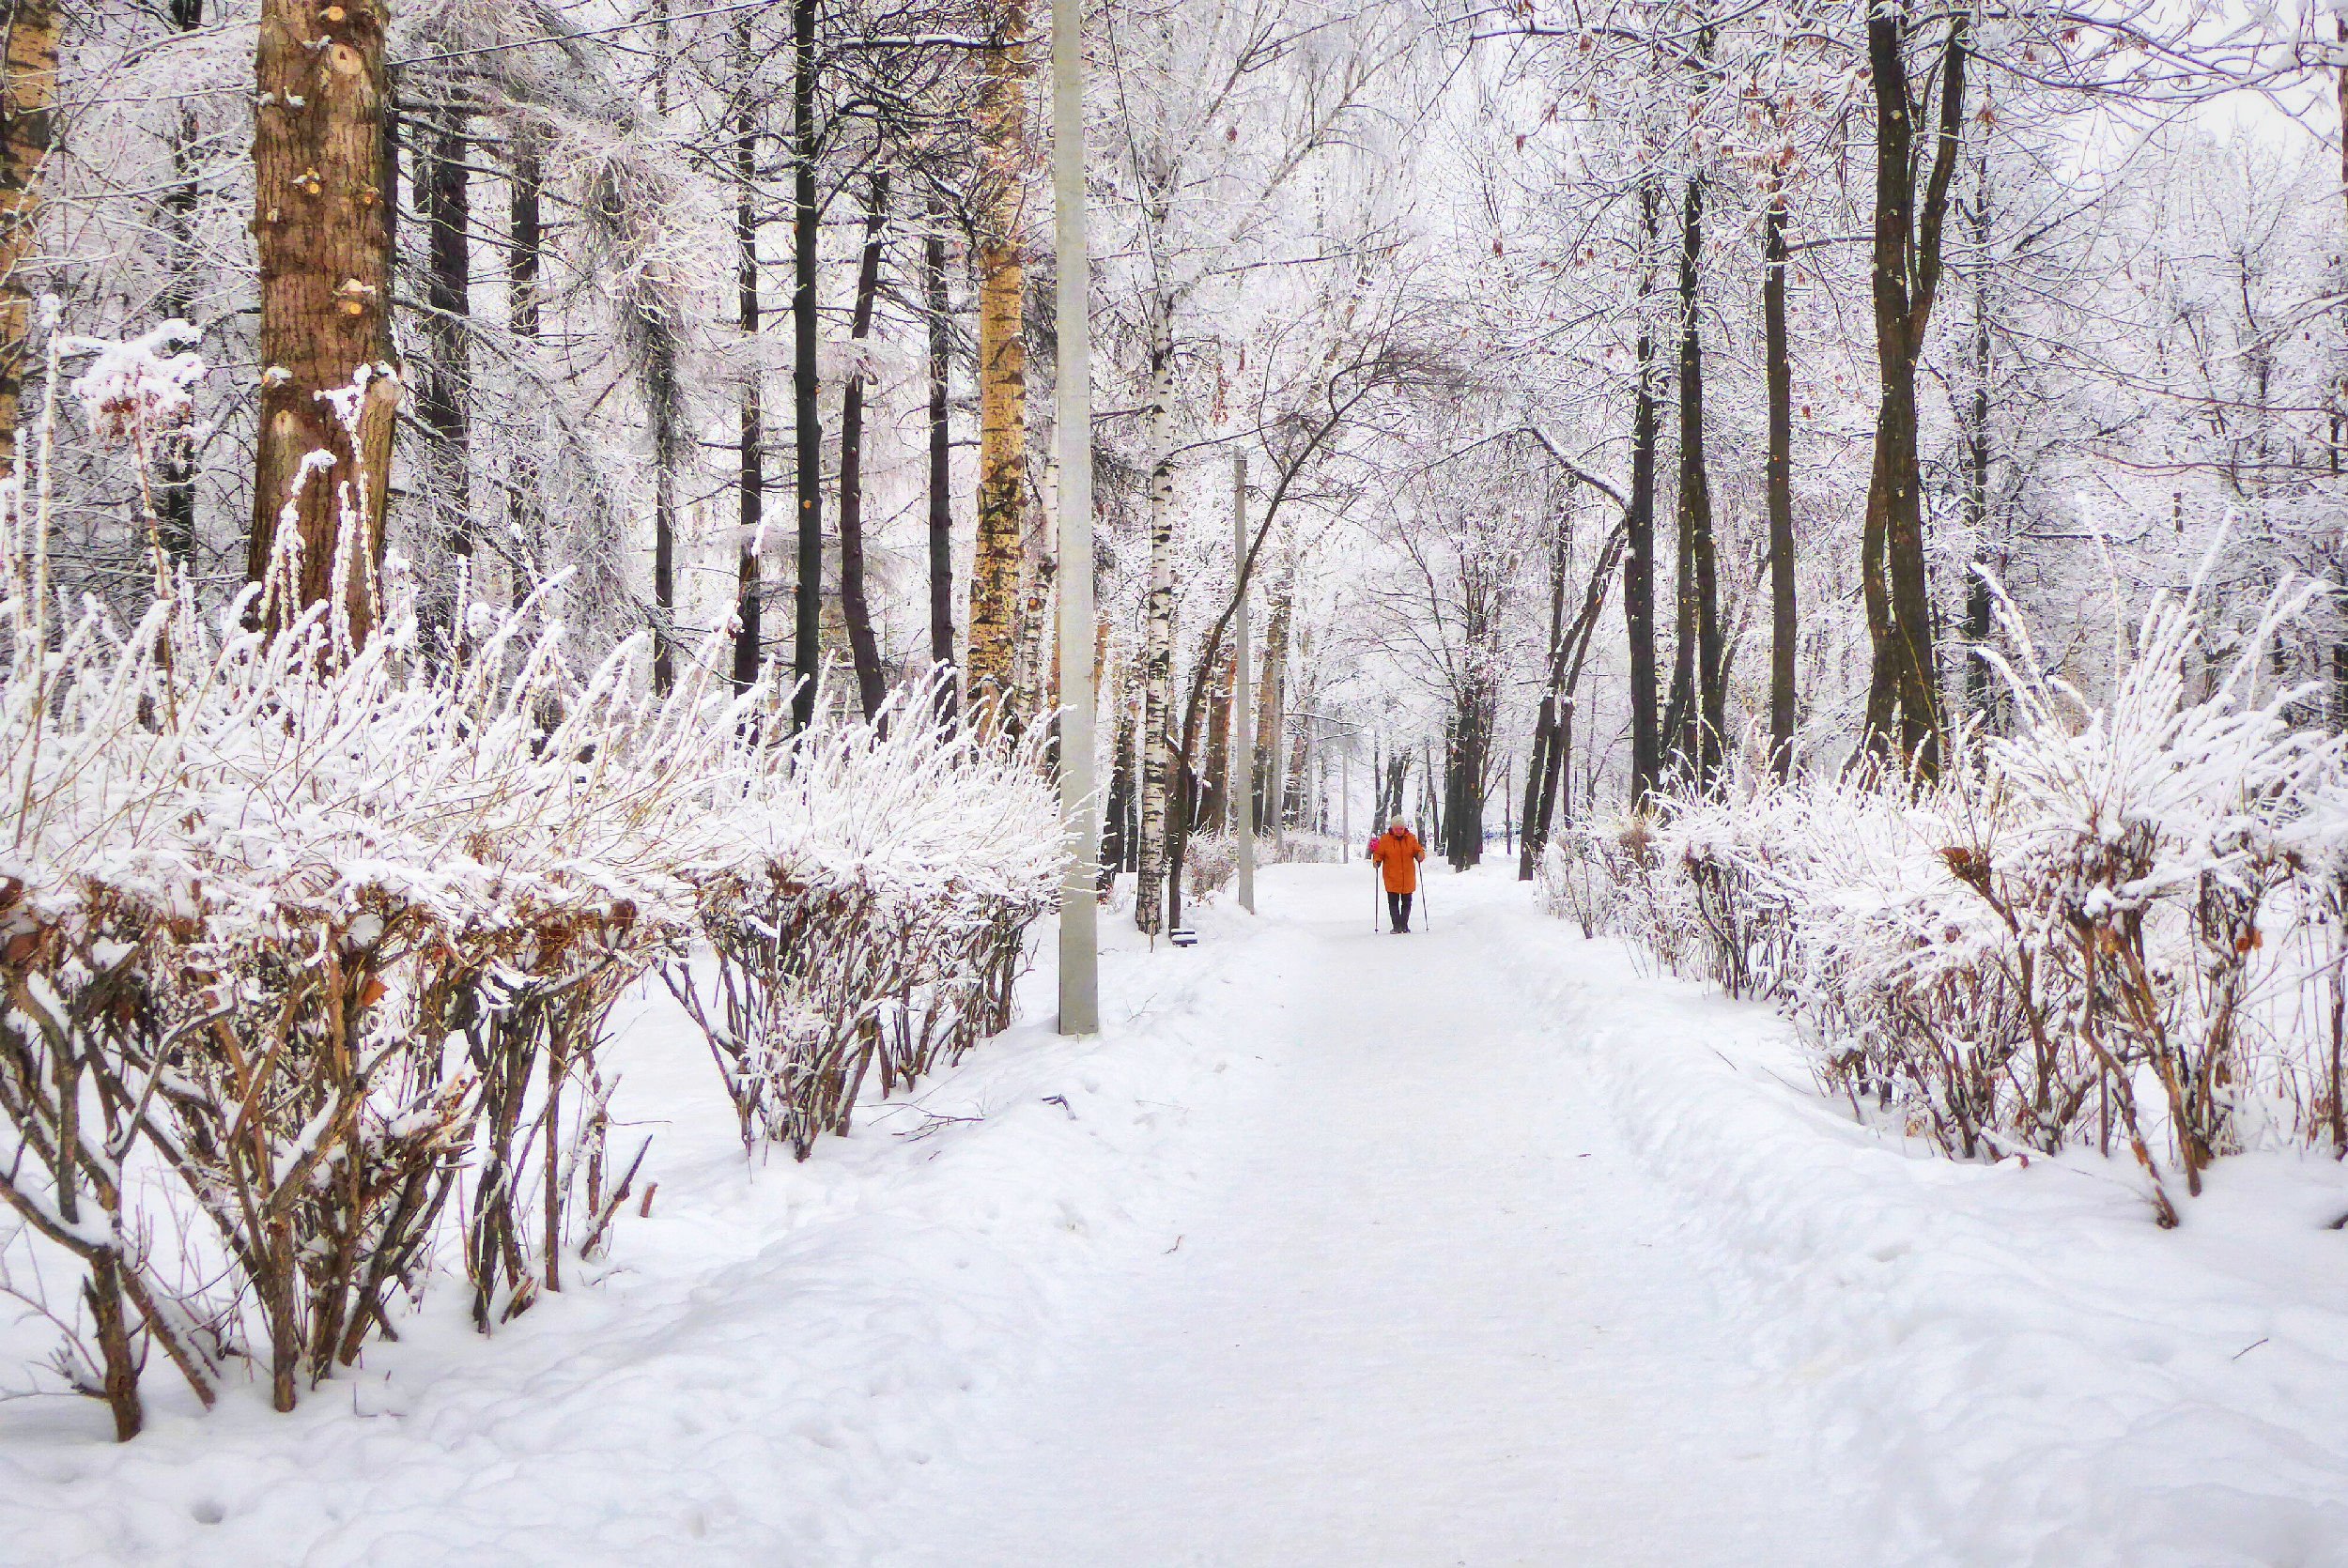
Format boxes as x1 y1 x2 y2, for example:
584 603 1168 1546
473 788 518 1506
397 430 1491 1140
6 865 2347 1563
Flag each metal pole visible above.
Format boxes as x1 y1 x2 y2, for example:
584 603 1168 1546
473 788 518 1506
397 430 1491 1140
1052 0 1096 1034
1232 451 1254 914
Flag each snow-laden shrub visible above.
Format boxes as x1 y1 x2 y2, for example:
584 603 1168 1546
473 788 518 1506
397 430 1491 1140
664 679 1062 1160
1562 569 2348 1225
1535 832 1614 938
1182 832 1237 903
0 379 714 1425
0 328 1067 1437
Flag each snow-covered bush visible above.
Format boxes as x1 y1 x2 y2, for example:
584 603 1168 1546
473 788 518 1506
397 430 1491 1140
0 366 713 1424
1535 832 1613 938
1182 832 1237 903
0 331 1065 1436
665 680 1061 1160
1560 569 2348 1224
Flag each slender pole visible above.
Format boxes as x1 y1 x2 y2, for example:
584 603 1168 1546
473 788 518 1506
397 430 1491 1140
1232 451 1255 914
1053 0 1098 1034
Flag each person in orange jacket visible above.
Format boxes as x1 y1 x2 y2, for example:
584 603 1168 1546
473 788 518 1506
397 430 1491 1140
1367 817 1427 933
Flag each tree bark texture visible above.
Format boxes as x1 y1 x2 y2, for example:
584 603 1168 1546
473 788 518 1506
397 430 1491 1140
790 0 823 729
503 141 543 566
1674 172 1722 782
249 0 400 644
925 208 957 719
965 0 1031 724
0 0 58 460
1134 329 1175 934
837 171 891 720
420 114 471 584
1861 7 1968 774
732 27 763 692
1624 177 1663 806
155 0 207 568
1961 154 1995 730
1764 174 1797 776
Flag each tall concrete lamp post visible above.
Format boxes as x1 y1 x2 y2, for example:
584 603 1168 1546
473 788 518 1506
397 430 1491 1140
1053 0 1098 1034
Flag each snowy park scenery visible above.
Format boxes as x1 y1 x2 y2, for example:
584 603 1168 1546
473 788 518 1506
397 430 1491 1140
11 0 2348 1561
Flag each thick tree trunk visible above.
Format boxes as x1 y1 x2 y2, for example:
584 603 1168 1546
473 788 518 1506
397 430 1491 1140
837 171 891 720
1764 174 1797 776
965 0 1031 723
731 26 763 692
789 0 823 730
0 0 58 460
1199 638 1234 830
1861 8 1967 774
249 0 400 643
925 208 957 719
1624 177 1662 806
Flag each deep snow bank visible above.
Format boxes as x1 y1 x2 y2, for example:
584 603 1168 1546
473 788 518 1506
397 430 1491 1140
1491 910 2348 1568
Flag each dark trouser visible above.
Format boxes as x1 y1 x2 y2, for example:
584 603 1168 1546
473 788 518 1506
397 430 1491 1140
1386 890 1413 931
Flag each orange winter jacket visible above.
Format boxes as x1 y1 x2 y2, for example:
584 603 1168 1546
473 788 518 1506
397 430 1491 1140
1368 828 1426 895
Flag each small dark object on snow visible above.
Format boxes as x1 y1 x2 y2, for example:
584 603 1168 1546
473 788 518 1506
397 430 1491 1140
1170 928 1198 947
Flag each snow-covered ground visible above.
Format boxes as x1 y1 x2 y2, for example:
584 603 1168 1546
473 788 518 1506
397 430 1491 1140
4 865 2345 1565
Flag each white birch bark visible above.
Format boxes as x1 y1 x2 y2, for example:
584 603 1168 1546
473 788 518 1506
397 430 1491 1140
1133 311 1177 935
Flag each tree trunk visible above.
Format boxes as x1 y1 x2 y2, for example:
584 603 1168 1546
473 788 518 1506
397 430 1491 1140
0 0 58 460
731 25 763 692
1134 323 1175 935
420 113 471 616
249 0 400 644
789 0 823 730
504 141 543 563
1200 638 1234 830
1256 579 1290 841
1101 651 1136 883
1520 505 1570 879
926 204 957 717
1861 7 1967 774
649 339 679 692
965 0 1031 723
1764 173 1797 776
647 0 678 692
1624 176 1663 806
1671 171 1722 783
154 0 206 569
837 170 891 720
1960 153 1994 731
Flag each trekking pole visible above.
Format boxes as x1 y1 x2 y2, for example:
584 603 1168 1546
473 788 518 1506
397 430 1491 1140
1371 859 1383 931
1419 872 1432 932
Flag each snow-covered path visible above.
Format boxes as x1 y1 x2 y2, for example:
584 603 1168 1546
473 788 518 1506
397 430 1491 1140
879 867 1861 1566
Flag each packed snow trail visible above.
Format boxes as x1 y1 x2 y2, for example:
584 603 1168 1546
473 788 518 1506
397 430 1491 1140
878 866 1861 1566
